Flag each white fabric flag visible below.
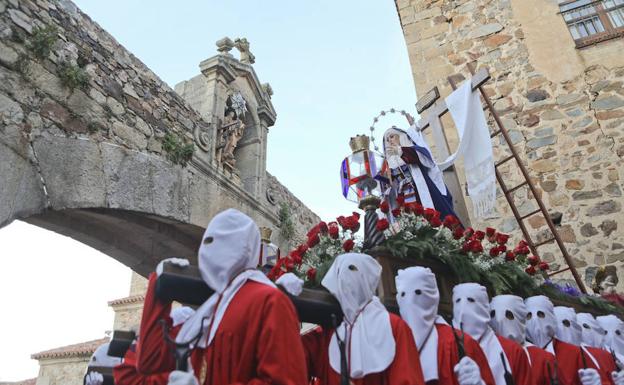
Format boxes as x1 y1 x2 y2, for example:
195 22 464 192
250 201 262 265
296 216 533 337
438 80 496 219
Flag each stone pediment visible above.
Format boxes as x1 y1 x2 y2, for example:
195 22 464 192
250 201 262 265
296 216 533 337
199 52 276 127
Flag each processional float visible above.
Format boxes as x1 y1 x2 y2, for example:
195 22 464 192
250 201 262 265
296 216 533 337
104 65 621 368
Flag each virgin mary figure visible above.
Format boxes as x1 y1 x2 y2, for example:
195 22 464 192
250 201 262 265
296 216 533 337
380 126 459 223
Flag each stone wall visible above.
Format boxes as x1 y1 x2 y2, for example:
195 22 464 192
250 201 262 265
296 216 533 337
396 0 624 288
34 356 88 385
0 0 318 271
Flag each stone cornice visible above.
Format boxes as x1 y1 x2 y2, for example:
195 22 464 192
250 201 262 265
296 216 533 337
31 338 109 360
107 294 145 307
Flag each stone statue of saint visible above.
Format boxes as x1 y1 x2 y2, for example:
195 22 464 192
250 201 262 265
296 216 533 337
217 107 245 169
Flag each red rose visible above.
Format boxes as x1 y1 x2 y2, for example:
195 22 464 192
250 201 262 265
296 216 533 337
283 257 295 271
429 217 442 228
424 208 440 221
307 233 320 248
525 265 537 275
328 222 339 239
396 195 405 207
352 212 361 220
336 216 346 227
514 245 530 255
443 215 460 230
505 251 516 261
290 250 302 265
527 255 540 266
538 261 550 271
391 208 401 217
518 240 529 248
464 227 475 238
343 239 355 252
486 227 496 237
297 243 309 255
344 215 360 232
461 241 471 253
412 203 424 215
453 227 464 240
267 264 280 280
376 218 390 232
474 230 485 241
307 267 317 281
496 233 510 245
306 225 319 238
489 246 501 257
470 240 484 253
318 221 328 234
380 200 389 213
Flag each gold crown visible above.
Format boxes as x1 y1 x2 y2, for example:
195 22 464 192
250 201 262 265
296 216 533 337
349 135 370 153
260 227 272 243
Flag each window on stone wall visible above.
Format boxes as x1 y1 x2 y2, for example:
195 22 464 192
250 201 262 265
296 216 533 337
559 0 624 48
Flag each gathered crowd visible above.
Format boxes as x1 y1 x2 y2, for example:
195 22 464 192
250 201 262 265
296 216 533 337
86 209 624 385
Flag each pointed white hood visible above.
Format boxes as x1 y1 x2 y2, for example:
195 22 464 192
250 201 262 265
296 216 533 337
554 306 582 346
525 295 557 349
322 253 395 378
577 313 605 348
597 315 624 356
452 283 491 341
198 208 260 293
176 209 273 348
490 295 527 346
396 266 443 382
88 343 121 368
453 283 510 385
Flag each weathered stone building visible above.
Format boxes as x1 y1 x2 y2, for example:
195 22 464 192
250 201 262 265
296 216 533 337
396 0 624 288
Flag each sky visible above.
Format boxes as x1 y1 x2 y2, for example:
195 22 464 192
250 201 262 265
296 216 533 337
0 1 417 381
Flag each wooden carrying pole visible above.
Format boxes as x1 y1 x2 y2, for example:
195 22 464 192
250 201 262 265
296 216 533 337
414 64 587 293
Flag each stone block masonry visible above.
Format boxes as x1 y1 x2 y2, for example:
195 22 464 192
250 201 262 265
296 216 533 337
0 0 319 275
396 0 624 289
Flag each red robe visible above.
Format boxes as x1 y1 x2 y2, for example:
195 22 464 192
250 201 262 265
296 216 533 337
552 338 606 385
136 273 308 385
433 323 496 385
302 312 425 385
526 345 556 385
114 346 169 385
497 335 533 385
585 346 617 385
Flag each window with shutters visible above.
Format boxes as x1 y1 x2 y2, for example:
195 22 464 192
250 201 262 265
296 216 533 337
559 0 624 48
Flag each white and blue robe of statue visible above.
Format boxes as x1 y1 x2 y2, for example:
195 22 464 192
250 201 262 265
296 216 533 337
378 126 460 224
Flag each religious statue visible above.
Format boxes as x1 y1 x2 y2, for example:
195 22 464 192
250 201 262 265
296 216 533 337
234 38 255 64
216 93 247 170
593 265 624 307
380 126 460 223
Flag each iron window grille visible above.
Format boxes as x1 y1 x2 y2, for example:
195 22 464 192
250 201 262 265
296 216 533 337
559 0 624 48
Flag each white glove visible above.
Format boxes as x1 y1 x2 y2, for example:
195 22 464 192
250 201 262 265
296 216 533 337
578 368 601 385
168 370 199 385
453 356 485 385
170 306 195 327
612 371 624 385
85 371 104 385
276 272 304 296
156 258 190 276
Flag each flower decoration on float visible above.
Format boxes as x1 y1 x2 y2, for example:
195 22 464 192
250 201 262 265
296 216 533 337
267 213 362 284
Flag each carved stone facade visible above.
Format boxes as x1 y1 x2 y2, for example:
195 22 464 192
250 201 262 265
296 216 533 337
396 0 624 289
